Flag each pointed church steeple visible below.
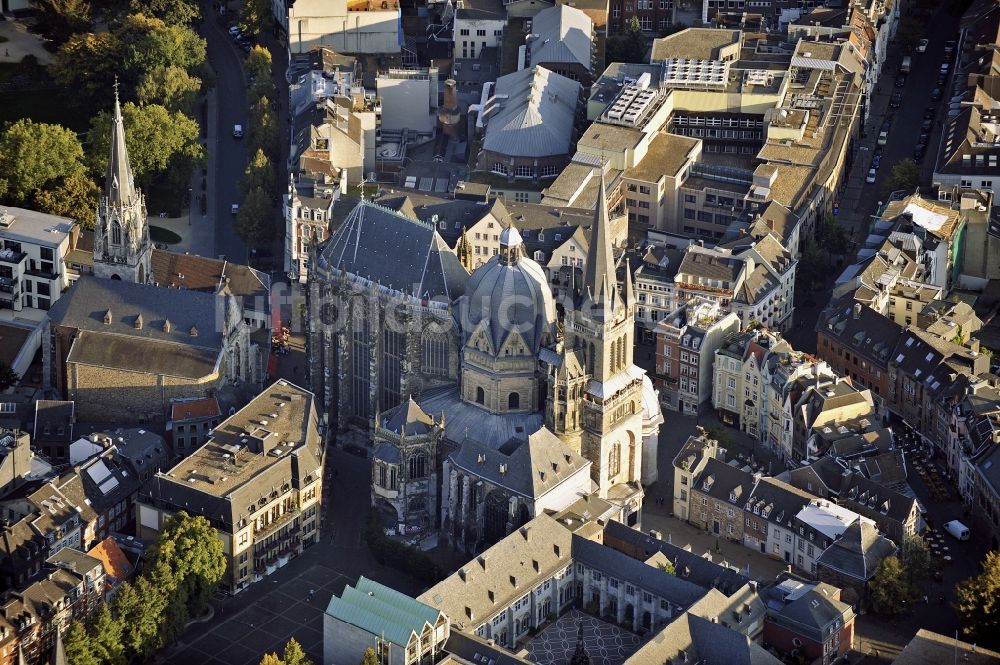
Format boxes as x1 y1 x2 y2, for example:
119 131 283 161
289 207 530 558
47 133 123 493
93 79 151 284
583 169 619 314
106 79 137 208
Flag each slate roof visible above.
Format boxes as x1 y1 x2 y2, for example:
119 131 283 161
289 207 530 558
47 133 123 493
764 579 854 643
67 331 222 380
677 248 743 284
379 396 436 436
316 201 469 299
527 5 593 69
745 478 815 529
418 385 543 450
448 426 589 499
816 518 896 581
839 473 917 525
627 609 781 665
483 66 581 159
603 521 750 595
692 458 756 506
48 276 231 351
326 576 442 648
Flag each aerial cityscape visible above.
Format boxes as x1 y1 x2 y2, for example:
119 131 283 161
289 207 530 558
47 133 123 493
0 0 998 663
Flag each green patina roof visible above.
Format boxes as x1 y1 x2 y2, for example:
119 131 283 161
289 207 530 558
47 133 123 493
325 576 442 647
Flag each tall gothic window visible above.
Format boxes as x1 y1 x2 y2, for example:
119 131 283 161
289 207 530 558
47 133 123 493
111 221 122 245
609 442 621 478
408 453 428 479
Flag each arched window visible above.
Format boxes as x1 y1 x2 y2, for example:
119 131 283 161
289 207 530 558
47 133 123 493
608 442 621 478
408 454 427 479
508 392 520 410
476 386 485 404
111 221 122 245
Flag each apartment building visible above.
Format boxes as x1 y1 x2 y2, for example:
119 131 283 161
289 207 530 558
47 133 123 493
762 576 855 665
0 208 77 313
284 172 340 283
712 330 773 436
136 381 323 593
654 298 740 414
688 457 756 542
670 430 725 521
285 0 401 54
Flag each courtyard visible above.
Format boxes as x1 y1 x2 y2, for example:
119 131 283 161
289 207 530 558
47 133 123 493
524 610 643 665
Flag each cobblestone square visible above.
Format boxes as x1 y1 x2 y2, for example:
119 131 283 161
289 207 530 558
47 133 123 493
524 610 642 665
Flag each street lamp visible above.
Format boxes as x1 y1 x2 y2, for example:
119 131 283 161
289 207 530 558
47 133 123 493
187 188 193 226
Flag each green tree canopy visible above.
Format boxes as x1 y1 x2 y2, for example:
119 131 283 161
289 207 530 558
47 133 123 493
883 159 920 197
32 0 92 45
236 188 274 249
249 96 280 158
283 638 313 665
815 213 851 256
49 31 121 108
137 65 202 114
360 648 380 665
246 45 274 100
955 550 1000 647
64 621 102 665
606 16 647 64
87 102 203 186
33 174 99 229
88 603 125 665
145 511 227 620
901 535 932 586
116 13 206 85
129 0 200 24
0 119 88 203
238 0 274 38
260 655 285 665
241 149 276 199
871 556 912 616
0 361 21 391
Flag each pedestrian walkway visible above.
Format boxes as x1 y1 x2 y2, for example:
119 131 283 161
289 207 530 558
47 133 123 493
0 20 51 64
190 87 218 259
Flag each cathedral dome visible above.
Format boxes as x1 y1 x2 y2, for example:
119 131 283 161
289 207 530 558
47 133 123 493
463 224 555 353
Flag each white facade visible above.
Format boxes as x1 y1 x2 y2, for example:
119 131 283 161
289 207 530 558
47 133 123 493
288 0 401 54
454 16 506 60
377 69 439 135
0 208 75 313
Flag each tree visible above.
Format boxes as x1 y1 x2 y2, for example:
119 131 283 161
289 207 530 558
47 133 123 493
796 240 825 292
64 621 102 665
241 149 275 199
883 159 920 197
137 65 202 114
360 648 380 665
115 577 167 660
283 638 313 665
145 511 227 622
249 96 280 158
815 214 851 257
246 45 272 86
88 603 125 665
896 17 924 52
955 550 1000 647
238 0 273 38
116 13 207 88
657 559 676 576
0 120 88 204
260 655 284 665
33 174 99 229
48 31 121 109
901 535 932 586
129 0 200 24
87 102 203 186
32 0 92 45
0 362 19 391
871 556 912 616
236 188 274 249
606 16 647 64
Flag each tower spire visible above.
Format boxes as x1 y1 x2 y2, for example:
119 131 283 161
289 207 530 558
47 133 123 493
106 76 136 207
583 169 618 311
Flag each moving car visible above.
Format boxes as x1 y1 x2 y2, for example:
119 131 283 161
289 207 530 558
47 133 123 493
233 124 243 138
231 204 240 215
917 38 929 52
944 520 970 540
866 168 877 183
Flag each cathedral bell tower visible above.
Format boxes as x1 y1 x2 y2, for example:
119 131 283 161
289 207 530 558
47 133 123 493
93 82 152 284
567 170 644 507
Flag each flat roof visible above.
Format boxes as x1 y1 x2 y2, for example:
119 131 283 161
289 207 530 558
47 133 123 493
0 323 32 368
0 207 75 247
625 132 700 181
161 381 316 498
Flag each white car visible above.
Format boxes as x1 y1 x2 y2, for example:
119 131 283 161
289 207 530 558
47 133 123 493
231 204 240 215
916 38 929 53
233 124 243 138
866 168 877 184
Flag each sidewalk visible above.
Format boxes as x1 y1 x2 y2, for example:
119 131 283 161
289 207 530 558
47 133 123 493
190 87 218 259
0 20 52 64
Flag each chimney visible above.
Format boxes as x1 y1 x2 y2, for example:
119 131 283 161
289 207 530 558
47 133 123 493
509 574 517 588
189 325 199 337
521 525 530 541
532 559 539 572
103 308 112 324
162 319 171 333
478 554 488 570
553 543 562 558
852 303 862 319
133 314 143 329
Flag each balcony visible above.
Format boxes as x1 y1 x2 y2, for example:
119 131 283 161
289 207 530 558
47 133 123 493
0 249 26 266
24 266 59 280
0 275 17 293
253 508 300 543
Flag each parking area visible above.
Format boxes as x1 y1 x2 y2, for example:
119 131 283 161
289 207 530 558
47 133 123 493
163 565 351 665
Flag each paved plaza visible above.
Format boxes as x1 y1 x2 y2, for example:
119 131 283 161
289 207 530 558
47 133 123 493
524 610 642 665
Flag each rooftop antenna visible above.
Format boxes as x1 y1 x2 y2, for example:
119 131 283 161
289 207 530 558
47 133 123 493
358 175 371 202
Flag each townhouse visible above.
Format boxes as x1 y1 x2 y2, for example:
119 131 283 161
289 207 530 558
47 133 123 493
762 576 856 665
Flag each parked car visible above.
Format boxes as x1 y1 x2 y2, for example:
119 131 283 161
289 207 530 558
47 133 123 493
944 520 970 540
921 118 933 131
233 124 243 138
231 203 240 215
945 40 956 55
917 38 929 52
940 63 950 74
890 91 902 108
923 108 935 120
931 88 942 101
937 74 947 86
872 154 882 169
878 129 889 146
918 132 929 145
895 75 907 88
866 168 877 183
913 145 925 160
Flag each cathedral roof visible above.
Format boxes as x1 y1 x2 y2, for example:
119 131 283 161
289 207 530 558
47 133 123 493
462 230 555 353
379 396 436 436
317 201 469 299
448 426 590 499
419 385 543 450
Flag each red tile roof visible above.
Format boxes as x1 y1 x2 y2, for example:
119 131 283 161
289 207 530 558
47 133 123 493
87 537 133 583
170 397 222 422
